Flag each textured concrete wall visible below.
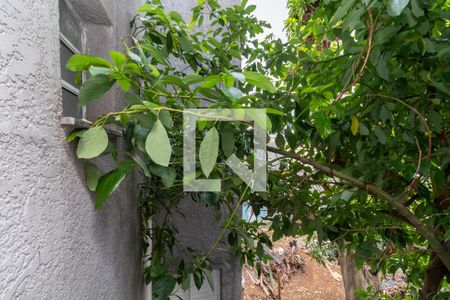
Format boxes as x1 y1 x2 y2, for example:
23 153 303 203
0 0 144 299
158 1 242 300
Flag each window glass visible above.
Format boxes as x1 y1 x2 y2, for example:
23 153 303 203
59 0 83 119
59 0 82 50
62 88 82 119
59 40 80 88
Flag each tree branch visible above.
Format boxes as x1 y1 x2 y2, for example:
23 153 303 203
267 146 450 271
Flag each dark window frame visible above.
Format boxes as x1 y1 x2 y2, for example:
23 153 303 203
59 0 86 120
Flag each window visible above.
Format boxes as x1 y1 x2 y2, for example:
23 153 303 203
59 0 85 120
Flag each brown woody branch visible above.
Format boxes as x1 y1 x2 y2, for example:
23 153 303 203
335 10 374 102
267 146 450 272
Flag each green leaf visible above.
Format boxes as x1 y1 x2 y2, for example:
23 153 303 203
95 160 136 208
275 133 285 149
266 108 285 116
150 265 167 278
152 276 177 300
331 0 356 25
148 163 176 187
431 168 446 194
142 44 169 66
427 110 443 132
184 74 204 85
159 110 173 127
193 270 203 290
117 79 131 91
137 3 160 13
374 127 387 144
315 112 333 139
431 81 450 96
410 0 424 17
220 127 235 157
76 126 108 159
198 88 227 101
243 71 276 93
203 269 215 292
66 129 85 142
159 75 188 90
341 190 354 201
220 86 242 101
85 162 102 192
181 273 191 291
78 75 115 106
359 123 369 135
65 54 111 71
109 50 126 66
387 0 410 17
246 110 272 131
376 56 389 81
145 119 172 167
199 127 219 177
231 72 245 83
169 10 183 22
179 34 195 53
201 75 222 88
128 152 150 177
89 66 112 76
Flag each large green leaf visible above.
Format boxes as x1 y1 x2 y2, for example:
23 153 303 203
141 44 169 65
89 66 112 76
374 127 387 144
183 74 204 85
387 0 410 16
330 0 356 25
159 75 188 90
84 162 102 192
376 56 389 81
243 71 276 93
315 112 333 139
246 110 272 131
95 160 136 208
220 127 235 157
109 50 126 66
199 127 219 177
76 126 108 159
159 110 173 127
65 54 111 71
152 276 177 300
148 163 176 187
78 75 115 106
203 269 215 292
145 119 172 166
127 152 151 177
201 75 221 88
220 86 243 102
66 129 85 142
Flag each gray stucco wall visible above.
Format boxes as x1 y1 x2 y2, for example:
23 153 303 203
0 0 144 299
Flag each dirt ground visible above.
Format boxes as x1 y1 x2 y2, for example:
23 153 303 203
242 238 345 300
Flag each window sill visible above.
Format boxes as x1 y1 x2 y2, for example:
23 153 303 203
61 117 122 137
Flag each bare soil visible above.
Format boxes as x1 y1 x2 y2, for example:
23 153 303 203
243 238 345 300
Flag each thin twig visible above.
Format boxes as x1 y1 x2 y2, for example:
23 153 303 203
335 10 374 102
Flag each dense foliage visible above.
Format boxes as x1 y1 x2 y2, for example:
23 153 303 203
66 0 450 299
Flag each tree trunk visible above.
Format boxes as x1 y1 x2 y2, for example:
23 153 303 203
419 130 450 299
419 253 448 299
337 246 380 300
